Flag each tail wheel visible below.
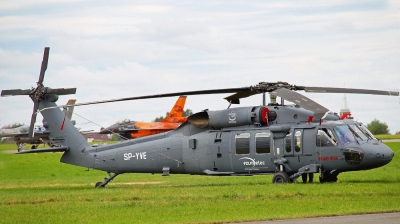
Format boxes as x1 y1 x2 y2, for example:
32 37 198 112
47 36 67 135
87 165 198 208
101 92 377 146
95 182 105 188
272 171 290 184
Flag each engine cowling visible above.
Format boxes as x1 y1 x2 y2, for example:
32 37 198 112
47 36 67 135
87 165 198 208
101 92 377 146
187 106 276 129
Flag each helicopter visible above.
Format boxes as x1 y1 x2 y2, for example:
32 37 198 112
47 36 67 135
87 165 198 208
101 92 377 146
1 47 397 187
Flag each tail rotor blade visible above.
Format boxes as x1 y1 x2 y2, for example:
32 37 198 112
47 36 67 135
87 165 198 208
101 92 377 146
1 89 32 97
28 101 39 138
46 88 77 95
38 47 50 84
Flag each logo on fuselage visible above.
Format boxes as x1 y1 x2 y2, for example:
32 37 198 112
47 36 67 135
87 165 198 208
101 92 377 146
228 110 237 123
239 157 266 170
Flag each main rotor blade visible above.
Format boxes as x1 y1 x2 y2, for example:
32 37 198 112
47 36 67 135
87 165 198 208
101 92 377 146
46 88 77 95
28 101 39 138
224 90 258 104
1 89 32 97
304 86 399 96
274 88 329 119
48 87 251 109
38 47 50 84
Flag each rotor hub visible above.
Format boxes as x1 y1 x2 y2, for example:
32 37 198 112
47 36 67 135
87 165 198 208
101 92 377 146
254 82 305 93
30 83 47 101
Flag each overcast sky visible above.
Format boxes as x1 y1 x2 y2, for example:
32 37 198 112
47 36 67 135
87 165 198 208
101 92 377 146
1 0 399 133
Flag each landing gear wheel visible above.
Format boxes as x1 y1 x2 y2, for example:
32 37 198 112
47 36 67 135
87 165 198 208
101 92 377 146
31 145 37 149
95 173 119 188
272 172 290 184
95 182 105 188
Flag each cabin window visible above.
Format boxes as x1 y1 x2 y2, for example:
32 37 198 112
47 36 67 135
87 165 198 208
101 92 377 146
284 133 292 153
255 132 271 154
235 133 250 154
294 130 302 153
316 128 338 147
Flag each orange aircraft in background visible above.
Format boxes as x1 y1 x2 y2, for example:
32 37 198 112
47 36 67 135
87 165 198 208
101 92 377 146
99 96 187 139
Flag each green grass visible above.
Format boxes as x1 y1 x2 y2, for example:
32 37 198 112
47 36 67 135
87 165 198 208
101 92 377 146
1 142 400 223
375 134 400 140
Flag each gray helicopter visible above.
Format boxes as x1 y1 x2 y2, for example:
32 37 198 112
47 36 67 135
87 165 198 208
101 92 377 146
1 47 397 187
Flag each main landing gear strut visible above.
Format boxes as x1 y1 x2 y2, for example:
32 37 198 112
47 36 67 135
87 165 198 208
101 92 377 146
95 172 119 188
17 143 24 152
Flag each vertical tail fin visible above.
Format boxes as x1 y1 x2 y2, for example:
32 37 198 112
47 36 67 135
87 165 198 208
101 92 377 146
63 99 76 120
40 96 92 167
160 96 187 123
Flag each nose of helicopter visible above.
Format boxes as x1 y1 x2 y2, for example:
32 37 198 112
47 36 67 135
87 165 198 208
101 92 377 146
99 124 118 134
361 142 394 169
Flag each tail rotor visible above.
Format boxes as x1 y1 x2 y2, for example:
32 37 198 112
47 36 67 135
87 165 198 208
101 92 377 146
1 47 77 138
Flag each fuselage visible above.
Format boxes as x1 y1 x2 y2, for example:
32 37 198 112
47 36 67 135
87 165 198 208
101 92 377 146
86 119 393 177
0 123 28 135
34 98 394 183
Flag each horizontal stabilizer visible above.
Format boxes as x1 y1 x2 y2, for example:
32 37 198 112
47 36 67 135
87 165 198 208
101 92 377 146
0 131 50 138
16 146 69 154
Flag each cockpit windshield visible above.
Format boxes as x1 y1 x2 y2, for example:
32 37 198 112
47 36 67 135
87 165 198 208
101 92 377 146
356 122 376 140
333 125 356 145
348 124 369 141
117 118 131 125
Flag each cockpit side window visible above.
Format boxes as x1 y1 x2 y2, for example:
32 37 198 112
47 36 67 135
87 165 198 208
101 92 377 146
333 125 356 145
316 128 337 147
